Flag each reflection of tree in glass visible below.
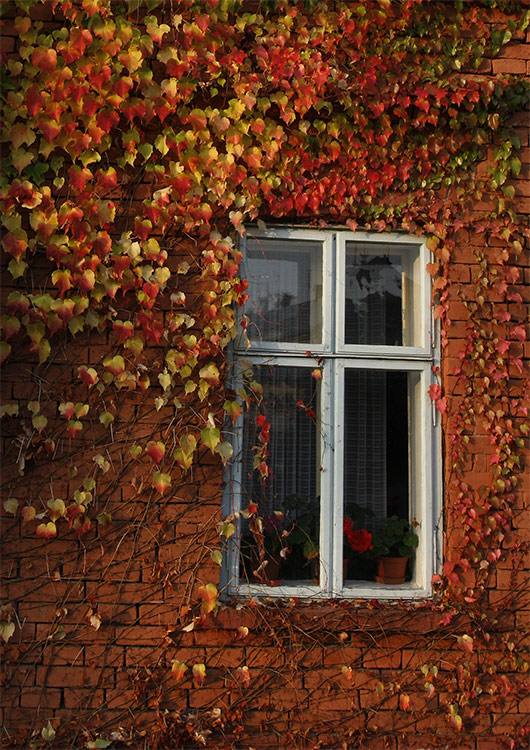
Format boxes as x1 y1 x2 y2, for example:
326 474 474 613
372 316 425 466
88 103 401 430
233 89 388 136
345 254 402 346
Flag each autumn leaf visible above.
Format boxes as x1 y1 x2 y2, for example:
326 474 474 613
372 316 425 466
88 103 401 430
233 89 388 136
201 426 220 452
458 634 474 654
223 400 243 424
0 621 15 643
146 440 165 464
78 366 98 386
192 663 206 688
171 661 188 683
198 583 218 616
152 471 171 494
36 521 57 540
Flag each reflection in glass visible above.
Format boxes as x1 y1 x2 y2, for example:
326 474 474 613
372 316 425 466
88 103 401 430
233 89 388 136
240 366 320 583
345 242 419 346
343 369 411 582
245 238 322 344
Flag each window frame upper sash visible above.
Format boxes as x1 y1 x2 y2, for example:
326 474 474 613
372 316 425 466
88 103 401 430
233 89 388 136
239 227 333 355
335 231 431 357
239 228 431 359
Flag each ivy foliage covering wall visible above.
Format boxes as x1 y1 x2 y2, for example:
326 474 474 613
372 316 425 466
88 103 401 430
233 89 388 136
0 0 529 747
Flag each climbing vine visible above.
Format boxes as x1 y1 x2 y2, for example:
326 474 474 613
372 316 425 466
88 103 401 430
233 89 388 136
1 0 529 747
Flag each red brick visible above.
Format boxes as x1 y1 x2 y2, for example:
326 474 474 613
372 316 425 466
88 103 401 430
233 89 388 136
19 688 62 709
492 58 527 75
188 687 231 709
63 688 105 710
323 646 363 666
363 648 402 669
309 690 359 713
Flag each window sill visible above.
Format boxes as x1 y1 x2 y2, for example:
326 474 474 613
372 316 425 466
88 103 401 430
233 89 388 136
229 580 431 601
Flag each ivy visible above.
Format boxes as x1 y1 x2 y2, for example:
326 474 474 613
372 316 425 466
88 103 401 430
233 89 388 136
0 0 529 746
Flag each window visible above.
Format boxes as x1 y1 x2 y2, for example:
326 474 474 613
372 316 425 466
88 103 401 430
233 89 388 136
223 227 440 599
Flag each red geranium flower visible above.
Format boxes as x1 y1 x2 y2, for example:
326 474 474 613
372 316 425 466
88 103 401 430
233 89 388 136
344 517 373 554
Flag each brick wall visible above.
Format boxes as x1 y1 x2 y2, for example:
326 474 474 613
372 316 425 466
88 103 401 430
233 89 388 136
1 3 529 748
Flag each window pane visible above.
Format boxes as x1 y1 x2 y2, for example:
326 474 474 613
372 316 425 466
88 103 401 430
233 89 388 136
245 238 322 344
344 242 419 346
343 369 413 581
239 365 320 583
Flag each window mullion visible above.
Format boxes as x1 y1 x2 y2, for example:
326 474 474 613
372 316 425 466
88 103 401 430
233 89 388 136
330 358 344 596
318 357 334 595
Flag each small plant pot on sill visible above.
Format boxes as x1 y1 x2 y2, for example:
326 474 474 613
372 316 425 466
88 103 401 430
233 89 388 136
376 556 408 584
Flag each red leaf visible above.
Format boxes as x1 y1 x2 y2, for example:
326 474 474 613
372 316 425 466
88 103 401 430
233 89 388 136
511 325 526 343
428 384 442 401
95 167 117 192
399 693 411 711
97 109 120 133
435 397 447 414
92 232 112 259
2 230 27 261
112 320 134 344
146 440 166 464
78 366 98 386
37 117 61 143
31 47 57 72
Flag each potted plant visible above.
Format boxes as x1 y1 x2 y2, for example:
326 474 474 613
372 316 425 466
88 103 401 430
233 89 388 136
370 515 419 584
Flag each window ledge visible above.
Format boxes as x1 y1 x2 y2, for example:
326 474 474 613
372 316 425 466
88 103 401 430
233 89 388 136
230 581 432 601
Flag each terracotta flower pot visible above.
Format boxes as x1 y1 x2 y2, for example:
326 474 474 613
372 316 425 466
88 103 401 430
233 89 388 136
376 556 408 584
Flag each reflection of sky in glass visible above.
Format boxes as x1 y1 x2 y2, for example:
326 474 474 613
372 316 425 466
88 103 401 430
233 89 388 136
247 256 300 315
245 239 321 343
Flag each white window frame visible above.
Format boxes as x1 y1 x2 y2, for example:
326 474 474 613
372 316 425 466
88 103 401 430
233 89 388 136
223 227 441 600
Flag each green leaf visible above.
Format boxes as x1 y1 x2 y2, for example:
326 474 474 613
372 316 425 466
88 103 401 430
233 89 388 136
32 414 48 432
99 411 114 427
38 338 51 364
211 550 223 566
215 440 233 464
218 520 235 539
8 258 27 279
138 143 153 161
130 444 143 459
3 497 18 514
510 157 521 177
201 427 220 452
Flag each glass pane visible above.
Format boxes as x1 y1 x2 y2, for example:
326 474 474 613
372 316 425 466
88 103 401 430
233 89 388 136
239 366 320 584
245 238 322 344
345 242 419 346
343 369 412 582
